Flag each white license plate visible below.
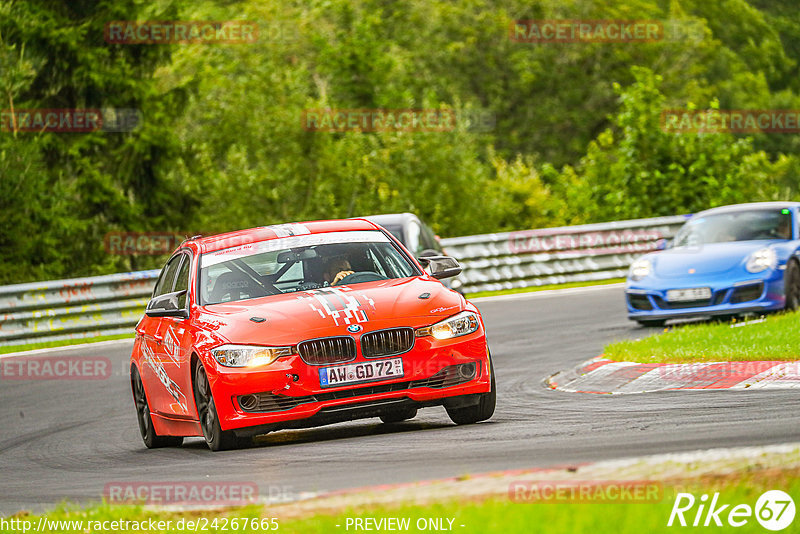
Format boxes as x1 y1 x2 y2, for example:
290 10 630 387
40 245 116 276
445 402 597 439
666 287 712 302
319 357 404 388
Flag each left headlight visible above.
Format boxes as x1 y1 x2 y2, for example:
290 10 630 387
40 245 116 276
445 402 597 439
416 311 480 340
210 344 294 367
746 247 777 273
629 257 652 281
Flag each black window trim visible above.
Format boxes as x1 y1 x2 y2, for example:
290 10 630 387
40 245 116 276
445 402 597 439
152 249 194 302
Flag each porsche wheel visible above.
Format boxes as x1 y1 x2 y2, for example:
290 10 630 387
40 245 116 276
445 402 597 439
131 366 183 449
784 261 800 311
193 363 248 451
446 357 496 425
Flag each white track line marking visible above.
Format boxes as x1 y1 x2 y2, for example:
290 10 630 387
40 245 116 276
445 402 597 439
470 282 625 303
0 338 134 359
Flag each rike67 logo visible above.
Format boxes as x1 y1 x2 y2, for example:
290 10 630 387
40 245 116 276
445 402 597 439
668 490 795 530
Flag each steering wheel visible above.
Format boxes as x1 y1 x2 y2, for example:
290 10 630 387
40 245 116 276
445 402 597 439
334 271 388 285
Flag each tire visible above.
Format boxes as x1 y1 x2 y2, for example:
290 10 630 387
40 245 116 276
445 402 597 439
446 357 496 425
379 408 418 424
636 319 666 328
784 261 800 311
193 363 247 451
131 366 183 449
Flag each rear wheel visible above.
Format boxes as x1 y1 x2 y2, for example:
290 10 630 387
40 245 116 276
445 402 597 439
380 408 417 424
131 366 183 448
784 261 800 311
193 363 248 451
446 358 496 425
636 319 666 328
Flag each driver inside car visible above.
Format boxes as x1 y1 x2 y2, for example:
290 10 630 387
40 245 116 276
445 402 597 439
323 255 355 286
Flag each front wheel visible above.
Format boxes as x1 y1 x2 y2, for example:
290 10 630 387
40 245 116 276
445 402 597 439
446 358 496 425
636 319 666 328
131 366 183 449
193 363 248 451
784 261 800 311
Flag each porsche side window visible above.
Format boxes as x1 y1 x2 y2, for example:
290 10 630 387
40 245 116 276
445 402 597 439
153 255 182 298
407 221 422 255
420 223 440 252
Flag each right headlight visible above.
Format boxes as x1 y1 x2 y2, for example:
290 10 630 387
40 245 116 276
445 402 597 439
210 344 294 367
629 257 652 281
746 247 777 273
415 311 479 340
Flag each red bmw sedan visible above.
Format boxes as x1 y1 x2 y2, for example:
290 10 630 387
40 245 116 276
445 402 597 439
130 219 495 451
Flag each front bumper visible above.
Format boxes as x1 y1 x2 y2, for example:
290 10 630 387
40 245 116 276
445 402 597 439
205 333 491 434
626 268 786 322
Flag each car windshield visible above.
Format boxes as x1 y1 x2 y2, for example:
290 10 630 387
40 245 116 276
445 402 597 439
673 209 793 247
199 230 418 305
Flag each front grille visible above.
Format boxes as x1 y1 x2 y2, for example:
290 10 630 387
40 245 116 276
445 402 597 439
238 362 479 413
653 294 719 309
361 328 415 358
298 336 356 365
730 282 764 304
627 294 653 311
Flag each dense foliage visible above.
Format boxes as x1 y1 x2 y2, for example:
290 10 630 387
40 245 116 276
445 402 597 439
2 0 799 283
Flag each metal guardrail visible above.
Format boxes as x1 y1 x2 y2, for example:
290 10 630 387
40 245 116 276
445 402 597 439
0 215 689 347
440 215 688 294
0 270 159 347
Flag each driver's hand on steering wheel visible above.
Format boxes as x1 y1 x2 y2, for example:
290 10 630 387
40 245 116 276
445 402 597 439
331 270 355 285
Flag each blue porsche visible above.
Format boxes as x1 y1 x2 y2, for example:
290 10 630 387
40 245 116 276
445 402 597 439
626 202 800 327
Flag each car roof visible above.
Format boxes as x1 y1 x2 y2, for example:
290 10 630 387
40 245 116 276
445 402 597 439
694 201 800 218
361 213 420 227
184 219 382 254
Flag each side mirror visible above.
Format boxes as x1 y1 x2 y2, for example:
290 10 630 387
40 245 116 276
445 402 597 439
146 290 189 318
655 238 671 251
418 255 462 280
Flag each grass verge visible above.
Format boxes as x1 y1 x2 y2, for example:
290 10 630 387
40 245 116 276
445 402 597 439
466 278 624 299
7 467 798 533
0 333 134 355
604 311 800 363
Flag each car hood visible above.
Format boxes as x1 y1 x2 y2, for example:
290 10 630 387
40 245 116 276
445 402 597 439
652 240 775 278
195 277 465 346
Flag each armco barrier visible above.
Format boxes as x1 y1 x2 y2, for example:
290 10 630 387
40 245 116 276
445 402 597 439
439 215 688 294
0 215 688 347
0 270 160 347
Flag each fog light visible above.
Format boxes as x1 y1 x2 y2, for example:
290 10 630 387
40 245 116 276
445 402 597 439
458 362 476 380
239 394 258 411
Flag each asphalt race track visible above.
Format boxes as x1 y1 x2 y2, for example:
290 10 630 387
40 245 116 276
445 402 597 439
2 284 799 514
